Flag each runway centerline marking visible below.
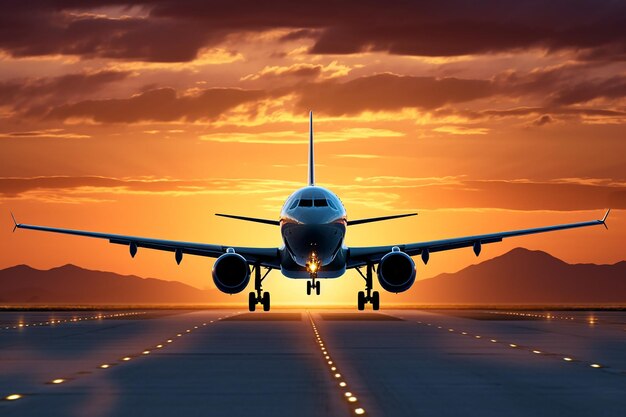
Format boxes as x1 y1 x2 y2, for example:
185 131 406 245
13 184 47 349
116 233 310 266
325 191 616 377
308 312 367 416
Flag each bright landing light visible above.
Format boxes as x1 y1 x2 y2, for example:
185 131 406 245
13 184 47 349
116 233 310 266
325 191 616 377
306 252 320 273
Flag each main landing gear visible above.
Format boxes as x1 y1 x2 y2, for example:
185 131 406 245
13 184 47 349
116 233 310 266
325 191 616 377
306 277 321 295
356 263 380 311
249 264 272 312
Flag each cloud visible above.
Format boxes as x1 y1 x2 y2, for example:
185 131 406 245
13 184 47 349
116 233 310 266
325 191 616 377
532 114 553 126
0 6 214 62
2 175 624 211
31 70 626 124
0 70 131 114
1 1 624 62
0 129 90 139
342 176 626 211
0 176 304 203
46 87 266 123
40 73 494 123
241 64 323 81
433 126 489 135
200 127 403 144
495 64 626 106
548 76 626 106
241 62 353 83
294 73 493 115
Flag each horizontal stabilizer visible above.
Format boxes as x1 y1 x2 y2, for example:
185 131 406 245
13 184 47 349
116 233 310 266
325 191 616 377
215 213 280 226
348 213 417 226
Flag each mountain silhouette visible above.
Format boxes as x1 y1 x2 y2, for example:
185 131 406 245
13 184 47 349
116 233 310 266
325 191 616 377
401 247 626 304
0 264 214 304
1 248 624 305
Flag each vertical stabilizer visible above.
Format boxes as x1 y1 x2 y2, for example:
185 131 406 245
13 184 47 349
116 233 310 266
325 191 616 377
308 111 315 186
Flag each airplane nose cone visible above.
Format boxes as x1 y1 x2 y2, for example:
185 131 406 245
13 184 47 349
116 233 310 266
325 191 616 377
282 223 344 266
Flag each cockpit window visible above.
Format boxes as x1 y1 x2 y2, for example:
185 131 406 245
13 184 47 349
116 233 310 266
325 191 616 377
314 199 328 207
298 199 313 207
326 198 337 209
289 199 299 210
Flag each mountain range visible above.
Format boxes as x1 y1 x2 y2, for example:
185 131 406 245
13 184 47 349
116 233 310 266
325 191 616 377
401 247 626 304
0 248 624 305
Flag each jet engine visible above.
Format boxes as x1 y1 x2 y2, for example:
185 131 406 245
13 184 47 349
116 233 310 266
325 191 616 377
212 253 250 294
377 248 416 293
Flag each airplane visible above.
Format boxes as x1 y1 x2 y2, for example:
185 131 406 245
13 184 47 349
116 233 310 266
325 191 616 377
11 112 610 312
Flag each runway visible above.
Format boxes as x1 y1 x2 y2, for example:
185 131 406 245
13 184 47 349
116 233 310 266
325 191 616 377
1 309 625 417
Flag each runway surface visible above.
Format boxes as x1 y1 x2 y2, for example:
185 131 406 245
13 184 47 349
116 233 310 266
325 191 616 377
1 308 625 417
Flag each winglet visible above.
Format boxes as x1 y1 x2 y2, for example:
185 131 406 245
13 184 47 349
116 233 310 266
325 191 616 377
10 211 18 233
600 208 611 229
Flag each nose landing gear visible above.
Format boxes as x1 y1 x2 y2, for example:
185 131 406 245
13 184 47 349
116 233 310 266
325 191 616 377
356 263 380 311
306 278 321 295
248 264 272 312
306 252 321 295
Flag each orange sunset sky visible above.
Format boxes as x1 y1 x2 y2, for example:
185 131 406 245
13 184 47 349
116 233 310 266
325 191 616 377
1 1 624 305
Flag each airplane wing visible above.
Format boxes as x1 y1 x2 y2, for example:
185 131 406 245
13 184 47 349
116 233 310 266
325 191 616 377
346 209 610 268
11 216 280 268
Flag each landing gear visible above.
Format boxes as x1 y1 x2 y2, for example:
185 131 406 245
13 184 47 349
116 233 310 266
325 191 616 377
356 263 380 311
306 279 321 295
248 264 272 312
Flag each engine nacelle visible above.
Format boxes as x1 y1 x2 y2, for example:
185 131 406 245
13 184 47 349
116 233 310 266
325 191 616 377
377 249 416 293
212 253 250 294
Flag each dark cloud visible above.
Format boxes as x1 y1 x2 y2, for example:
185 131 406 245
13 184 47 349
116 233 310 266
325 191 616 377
494 64 626 106
0 6 214 62
46 87 266 123
480 107 626 118
294 73 493 115
532 115 553 126
38 73 493 122
37 71 626 123
0 1 624 62
279 29 321 42
0 70 131 114
549 76 626 106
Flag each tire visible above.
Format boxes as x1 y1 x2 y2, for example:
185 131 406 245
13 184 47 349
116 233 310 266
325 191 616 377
262 292 271 311
315 281 321 295
357 291 366 311
371 291 380 311
248 292 256 312
306 281 311 295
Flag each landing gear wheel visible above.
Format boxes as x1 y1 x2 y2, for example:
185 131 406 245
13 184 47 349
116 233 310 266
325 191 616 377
315 281 321 295
356 263 382 311
357 291 366 311
371 291 380 311
248 292 256 312
306 281 312 295
262 292 271 311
